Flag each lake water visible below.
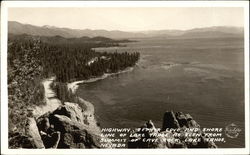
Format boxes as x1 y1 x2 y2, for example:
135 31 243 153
76 37 245 148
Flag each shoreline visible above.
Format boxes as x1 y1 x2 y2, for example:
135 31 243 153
67 66 135 93
65 66 135 134
33 66 135 119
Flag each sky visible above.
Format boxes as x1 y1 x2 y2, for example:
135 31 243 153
8 7 244 31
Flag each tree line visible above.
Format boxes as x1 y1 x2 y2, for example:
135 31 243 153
8 34 140 82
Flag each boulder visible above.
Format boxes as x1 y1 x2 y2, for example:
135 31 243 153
25 117 45 148
52 102 85 124
50 114 102 148
35 103 106 148
162 111 180 131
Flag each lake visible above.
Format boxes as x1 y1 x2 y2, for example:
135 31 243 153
76 37 245 148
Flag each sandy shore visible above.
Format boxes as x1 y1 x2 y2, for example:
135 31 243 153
67 67 134 93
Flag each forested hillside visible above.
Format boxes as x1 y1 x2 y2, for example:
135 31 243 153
8 34 140 148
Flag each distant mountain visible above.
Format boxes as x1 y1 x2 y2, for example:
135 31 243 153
8 21 146 39
8 21 244 39
8 33 131 45
141 26 243 39
178 26 244 39
9 21 75 38
187 26 244 34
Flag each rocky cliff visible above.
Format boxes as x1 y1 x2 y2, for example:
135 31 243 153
10 100 217 149
128 111 217 148
35 102 109 148
18 102 110 149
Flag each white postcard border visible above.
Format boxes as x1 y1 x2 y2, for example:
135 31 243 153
1 1 249 154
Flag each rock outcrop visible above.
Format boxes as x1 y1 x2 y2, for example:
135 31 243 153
14 107 217 149
128 111 217 148
35 102 109 148
25 118 45 148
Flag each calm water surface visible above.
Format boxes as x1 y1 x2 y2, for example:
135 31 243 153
77 37 244 148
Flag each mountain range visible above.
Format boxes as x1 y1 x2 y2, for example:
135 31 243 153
8 21 244 39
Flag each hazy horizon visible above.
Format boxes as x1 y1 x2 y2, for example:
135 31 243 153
8 7 244 31
9 20 244 32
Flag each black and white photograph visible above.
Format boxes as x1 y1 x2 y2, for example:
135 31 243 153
1 1 249 154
